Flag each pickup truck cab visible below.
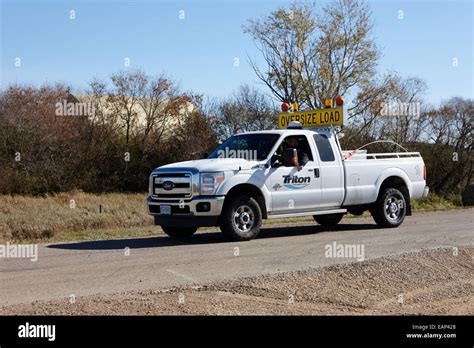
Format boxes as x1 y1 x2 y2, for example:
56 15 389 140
147 121 429 241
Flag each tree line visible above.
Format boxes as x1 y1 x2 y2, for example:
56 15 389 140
0 0 472 199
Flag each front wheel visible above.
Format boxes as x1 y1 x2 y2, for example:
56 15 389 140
161 226 197 239
313 213 344 227
371 187 406 228
220 196 262 241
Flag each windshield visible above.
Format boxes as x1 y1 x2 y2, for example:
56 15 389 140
208 134 280 161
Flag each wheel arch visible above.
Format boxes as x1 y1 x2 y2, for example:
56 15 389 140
222 183 268 219
376 174 412 216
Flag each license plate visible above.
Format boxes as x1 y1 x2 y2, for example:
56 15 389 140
160 205 171 215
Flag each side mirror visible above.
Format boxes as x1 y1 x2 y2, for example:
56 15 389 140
283 148 298 167
201 152 209 159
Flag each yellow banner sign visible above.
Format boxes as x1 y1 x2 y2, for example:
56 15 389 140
278 107 343 129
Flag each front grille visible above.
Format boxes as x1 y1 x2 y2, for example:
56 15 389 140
152 172 193 200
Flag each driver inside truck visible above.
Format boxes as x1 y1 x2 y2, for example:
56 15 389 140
283 136 309 171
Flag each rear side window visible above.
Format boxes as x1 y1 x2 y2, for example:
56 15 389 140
313 134 335 162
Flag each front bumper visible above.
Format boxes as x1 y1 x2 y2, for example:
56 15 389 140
147 196 225 228
147 195 225 216
422 185 429 198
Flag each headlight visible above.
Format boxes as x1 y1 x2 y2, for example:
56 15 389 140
200 172 225 195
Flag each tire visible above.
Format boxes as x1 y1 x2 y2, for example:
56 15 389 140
161 226 197 239
219 196 262 241
313 213 344 227
371 187 406 228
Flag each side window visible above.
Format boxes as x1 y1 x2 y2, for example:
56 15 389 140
277 135 314 161
299 136 314 161
313 134 335 162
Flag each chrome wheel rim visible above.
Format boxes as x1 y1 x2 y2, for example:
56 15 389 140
384 195 405 221
233 205 255 233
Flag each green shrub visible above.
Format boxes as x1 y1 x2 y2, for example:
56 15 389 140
411 193 456 211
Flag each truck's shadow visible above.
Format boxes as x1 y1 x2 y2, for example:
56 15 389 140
47 223 377 251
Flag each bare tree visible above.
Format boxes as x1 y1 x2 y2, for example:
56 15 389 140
238 84 277 130
244 0 379 109
108 70 147 147
349 75 428 143
210 85 277 140
137 74 175 150
423 97 473 194
244 4 315 105
316 0 378 106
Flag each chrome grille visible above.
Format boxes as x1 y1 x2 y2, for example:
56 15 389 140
152 172 192 200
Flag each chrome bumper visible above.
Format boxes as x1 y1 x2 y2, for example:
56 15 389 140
147 196 225 216
423 186 429 198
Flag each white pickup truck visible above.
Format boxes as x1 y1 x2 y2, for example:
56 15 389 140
147 122 429 241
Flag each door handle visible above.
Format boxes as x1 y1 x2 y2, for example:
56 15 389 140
314 168 320 178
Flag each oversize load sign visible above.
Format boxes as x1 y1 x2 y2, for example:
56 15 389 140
278 107 343 128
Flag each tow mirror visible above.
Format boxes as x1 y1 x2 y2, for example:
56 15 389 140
283 148 298 167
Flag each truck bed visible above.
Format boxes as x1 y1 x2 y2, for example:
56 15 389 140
342 152 426 206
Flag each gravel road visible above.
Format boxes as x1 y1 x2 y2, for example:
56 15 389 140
1 209 472 312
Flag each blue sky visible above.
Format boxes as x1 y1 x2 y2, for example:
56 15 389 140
1 0 472 106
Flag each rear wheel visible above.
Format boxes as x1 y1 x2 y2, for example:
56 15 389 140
161 226 197 239
371 187 406 228
220 196 262 241
313 213 344 227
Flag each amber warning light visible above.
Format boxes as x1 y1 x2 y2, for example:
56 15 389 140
281 102 299 112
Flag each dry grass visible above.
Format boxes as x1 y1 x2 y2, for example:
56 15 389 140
0 191 153 242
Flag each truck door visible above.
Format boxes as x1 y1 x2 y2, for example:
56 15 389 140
268 134 322 213
312 133 344 208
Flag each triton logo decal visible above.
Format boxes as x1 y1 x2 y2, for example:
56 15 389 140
282 175 311 189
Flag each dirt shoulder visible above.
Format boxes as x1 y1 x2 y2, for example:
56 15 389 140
2 246 472 315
